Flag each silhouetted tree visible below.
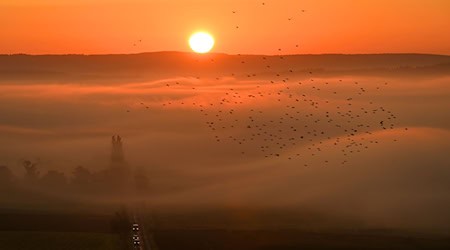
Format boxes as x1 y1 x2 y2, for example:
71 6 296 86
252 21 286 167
71 166 93 185
100 166 132 193
23 160 39 185
40 170 67 189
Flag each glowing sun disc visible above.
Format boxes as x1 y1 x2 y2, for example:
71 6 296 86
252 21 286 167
189 32 215 53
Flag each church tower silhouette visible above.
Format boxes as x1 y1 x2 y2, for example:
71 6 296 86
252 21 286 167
105 135 131 191
111 135 125 166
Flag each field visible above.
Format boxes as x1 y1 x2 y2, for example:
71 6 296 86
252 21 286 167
146 208 450 250
0 211 127 250
0 231 121 250
153 229 450 250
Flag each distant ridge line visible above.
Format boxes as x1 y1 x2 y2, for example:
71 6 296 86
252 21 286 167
1 52 449 57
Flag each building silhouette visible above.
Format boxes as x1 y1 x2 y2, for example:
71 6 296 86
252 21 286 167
111 135 125 164
104 135 131 191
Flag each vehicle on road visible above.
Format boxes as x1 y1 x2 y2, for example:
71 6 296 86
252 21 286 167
133 238 141 248
132 223 139 233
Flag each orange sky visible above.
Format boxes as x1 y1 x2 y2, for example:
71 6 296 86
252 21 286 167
1 0 450 55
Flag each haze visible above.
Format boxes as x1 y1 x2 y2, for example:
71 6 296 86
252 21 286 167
1 0 449 55
1 1 450 249
1 53 449 231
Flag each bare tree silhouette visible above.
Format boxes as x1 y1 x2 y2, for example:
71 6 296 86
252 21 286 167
23 160 39 185
71 166 94 192
41 170 67 189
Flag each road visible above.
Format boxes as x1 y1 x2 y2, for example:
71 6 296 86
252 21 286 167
131 205 159 250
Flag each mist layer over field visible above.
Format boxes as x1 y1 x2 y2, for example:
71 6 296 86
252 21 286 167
1 53 449 231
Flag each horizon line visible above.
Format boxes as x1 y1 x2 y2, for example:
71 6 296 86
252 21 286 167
1 51 450 57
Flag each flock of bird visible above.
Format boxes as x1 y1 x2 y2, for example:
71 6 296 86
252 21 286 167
155 75 400 165
127 2 405 166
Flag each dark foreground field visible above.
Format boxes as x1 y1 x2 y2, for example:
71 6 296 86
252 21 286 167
0 211 125 250
146 208 450 250
153 229 450 250
0 231 121 250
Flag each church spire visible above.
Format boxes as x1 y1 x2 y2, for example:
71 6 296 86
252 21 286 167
111 135 125 164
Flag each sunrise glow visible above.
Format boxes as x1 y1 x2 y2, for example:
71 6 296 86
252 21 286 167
189 32 215 54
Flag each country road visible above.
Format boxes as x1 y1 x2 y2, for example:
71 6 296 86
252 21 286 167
132 205 158 250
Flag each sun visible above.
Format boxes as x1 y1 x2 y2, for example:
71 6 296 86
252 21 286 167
189 32 215 53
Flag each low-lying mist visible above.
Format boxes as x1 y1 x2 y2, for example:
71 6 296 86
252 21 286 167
1 53 449 232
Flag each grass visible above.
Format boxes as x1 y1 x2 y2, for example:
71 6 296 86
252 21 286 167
0 231 122 250
153 229 450 250
0 212 115 233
